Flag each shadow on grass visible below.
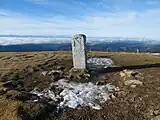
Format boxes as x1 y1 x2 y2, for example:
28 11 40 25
89 63 160 74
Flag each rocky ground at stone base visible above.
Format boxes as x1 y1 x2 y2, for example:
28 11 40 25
0 52 160 120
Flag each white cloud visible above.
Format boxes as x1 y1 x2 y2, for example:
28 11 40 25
25 0 50 4
0 12 7 17
0 8 160 39
0 37 71 45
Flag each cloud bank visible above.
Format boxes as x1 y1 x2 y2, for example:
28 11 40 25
0 0 160 41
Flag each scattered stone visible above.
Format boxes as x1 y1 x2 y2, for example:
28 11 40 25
78 73 90 80
96 81 106 85
0 88 7 95
120 72 126 78
109 94 116 99
69 68 88 81
120 69 133 78
120 69 144 88
153 110 160 116
130 84 137 88
114 87 120 92
124 80 143 86
83 73 90 78
151 115 160 120
151 110 156 116
41 71 47 76
46 70 64 81
50 72 61 81
120 69 140 79
131 72 139 77
57 66 65 70
48 70 63 75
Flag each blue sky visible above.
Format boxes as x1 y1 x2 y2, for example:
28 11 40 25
0 0 160 38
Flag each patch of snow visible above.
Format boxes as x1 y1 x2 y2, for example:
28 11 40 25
151 53 160 56
31 79 115 110
87 57 114 68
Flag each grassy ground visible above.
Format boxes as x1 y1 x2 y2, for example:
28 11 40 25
0 51 160 120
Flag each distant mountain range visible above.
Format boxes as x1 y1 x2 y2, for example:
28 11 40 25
0 35 160 52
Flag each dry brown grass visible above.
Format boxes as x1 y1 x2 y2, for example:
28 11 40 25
0 94 22 120
0 51 159 76
0 51 160 120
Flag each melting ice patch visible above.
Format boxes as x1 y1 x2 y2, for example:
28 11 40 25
87 57 114 68
31 79 115 110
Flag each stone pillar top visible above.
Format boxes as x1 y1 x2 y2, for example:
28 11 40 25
73 34 86 37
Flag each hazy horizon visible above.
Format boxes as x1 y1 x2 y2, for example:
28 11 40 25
0 35 159 46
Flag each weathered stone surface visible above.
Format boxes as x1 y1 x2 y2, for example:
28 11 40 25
72 34 87 69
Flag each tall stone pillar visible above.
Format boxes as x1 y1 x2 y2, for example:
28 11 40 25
72 34 87 69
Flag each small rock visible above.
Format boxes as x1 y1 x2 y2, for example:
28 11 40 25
109 94 116 99
131 72 138 77
123 69 134 78
57 66 65 70
77 73 90 80
151 115 160 120
154 110 159 116
115 87 120 92
120 69 140 79
130 85 137 88
0 88 7 95
51 72 61 81
124 80 143 86
120 72 126 78
48 70 62 75
47 70 64 81
96 81 106 85
78 74 83 79
83 73 90 78
41 71 47 76
150 110 154 116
